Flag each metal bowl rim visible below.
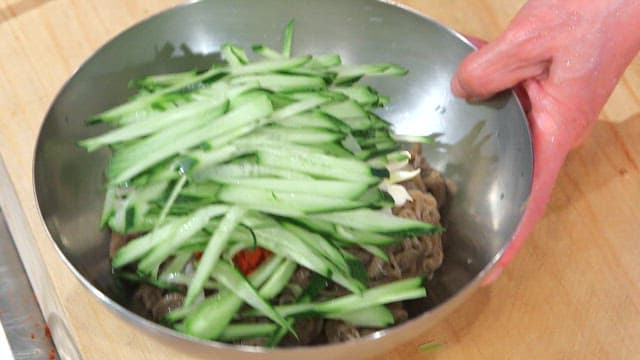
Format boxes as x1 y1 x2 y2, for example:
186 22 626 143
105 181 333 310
32 0 532 354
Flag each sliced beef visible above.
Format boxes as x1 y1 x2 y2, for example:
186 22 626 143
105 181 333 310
151 292 185 322
324 321 360 344
280 318 325 346
391 190 444 279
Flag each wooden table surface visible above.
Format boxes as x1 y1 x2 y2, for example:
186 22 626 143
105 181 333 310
1 1 639 359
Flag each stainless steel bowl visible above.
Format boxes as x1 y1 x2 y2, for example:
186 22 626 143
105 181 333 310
34 0 532 358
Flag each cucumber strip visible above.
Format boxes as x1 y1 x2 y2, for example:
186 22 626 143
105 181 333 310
311 209 444 235
367 150 412 168
258 259 297 299
91 66 227 123
202 114 273 150
130 70 198 89
242 221 364 294
367 112 393 128
289 91 345 103
221 44 249 67
191 145 254 173
108 180 168 233
253 126 345 145
284 67 337 83
182 255 284 339
230 56 311 76
331 85 381 106
316 142 355 158
211 261 293 335
210 178 368 199
158 251 193 282
332 64 408 85
356 145 401 161
218 323 278 341
271 97 330 119
278 112 349 132
336 226 399 246
193 163 313 181
136 205 230 274
164 302 199 324
185 206 247 306
79 98 228 151
359 244 389 262
100 187 116 228
280 222 349 274
267 92 296 108
306 54 342 68
282 19 295 58
178 182 221 199
109 95 272 184
112 220 180 268
340 116 376 131
252 44 285 59
106 113 217 183
230 74 325 93
162 272 220 291
327 305 394 328
320 100 368 119
256 146 385 183
245 277 425 318
156 175 187 226
216 186 364 215
290 218 398 246
115 271 179 292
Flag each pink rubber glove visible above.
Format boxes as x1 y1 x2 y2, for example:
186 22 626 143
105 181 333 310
451 0 640 284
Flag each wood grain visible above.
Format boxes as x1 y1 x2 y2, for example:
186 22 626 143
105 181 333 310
0 1 638 359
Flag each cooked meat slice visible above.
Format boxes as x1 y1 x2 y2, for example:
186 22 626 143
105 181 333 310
280 318 325 346
394 190 440 225
134 284 163 312
151 292 185 321
423 169 449 209
387 302 409 323
109 233 127 259
290 267 311 290
324 321 360 344
390 190 444 278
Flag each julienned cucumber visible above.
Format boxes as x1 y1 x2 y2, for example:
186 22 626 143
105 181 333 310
82 20 444 345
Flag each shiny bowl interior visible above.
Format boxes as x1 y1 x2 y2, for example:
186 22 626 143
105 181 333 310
33 0 532 358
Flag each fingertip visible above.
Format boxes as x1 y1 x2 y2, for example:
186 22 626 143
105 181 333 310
451 74 467 98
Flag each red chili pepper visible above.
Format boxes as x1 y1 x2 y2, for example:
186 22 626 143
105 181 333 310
232 247 271 275
193 251 203 260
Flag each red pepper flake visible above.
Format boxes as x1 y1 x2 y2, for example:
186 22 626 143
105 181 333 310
49 347 56 359
44 324 51 338
194 251 203 260
30 332 36 339
233 247 272 275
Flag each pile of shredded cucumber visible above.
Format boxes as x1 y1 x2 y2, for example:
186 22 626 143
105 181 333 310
80 21 443 345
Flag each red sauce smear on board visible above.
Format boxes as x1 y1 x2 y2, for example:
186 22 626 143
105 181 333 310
232 248 272 275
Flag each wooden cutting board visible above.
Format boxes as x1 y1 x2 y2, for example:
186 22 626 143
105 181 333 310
1 1 639 359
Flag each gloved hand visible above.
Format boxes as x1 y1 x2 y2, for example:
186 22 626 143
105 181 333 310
451 0 640 284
